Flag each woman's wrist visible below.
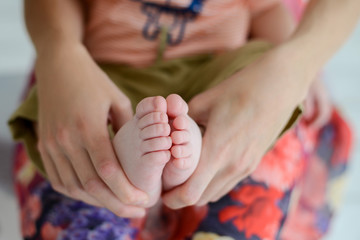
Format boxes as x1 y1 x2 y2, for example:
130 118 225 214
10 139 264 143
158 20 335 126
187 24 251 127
35 41 94 86
36 39 86 62
273 40 318 89
244 45 312 106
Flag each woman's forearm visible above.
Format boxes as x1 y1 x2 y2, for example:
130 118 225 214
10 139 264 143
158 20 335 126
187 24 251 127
250 2 296 44
24 0 84 57
282 0 360 86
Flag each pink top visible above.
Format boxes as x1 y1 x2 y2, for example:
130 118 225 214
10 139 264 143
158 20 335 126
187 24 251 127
84 0 281 67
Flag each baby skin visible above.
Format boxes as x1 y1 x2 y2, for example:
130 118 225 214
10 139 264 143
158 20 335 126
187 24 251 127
113 94 202 208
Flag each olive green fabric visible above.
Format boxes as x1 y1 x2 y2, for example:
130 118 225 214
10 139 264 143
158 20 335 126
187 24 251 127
8 41 301 176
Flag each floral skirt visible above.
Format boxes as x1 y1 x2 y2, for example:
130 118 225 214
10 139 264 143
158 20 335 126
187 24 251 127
13 77 353 240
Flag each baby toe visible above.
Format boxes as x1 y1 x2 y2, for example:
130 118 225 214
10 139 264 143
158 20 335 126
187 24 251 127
141 150 171 165
172 115 188 130
137 112 168 129
136 96 167 119
171 143 192 159
171 130 190 145
166 94 188 118
141 136 172 154
140 123 171 140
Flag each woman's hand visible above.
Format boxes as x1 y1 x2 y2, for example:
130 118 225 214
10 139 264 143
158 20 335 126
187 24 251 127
36 43 148 218
162 47 311 208
303 77 332 129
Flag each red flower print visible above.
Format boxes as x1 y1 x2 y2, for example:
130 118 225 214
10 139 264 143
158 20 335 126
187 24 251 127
21 195 42 237
41 222 62 240
173 205 208 240
251 128 305 191
280 203 322 240
219 185 283 240
13 144 29 174
329 110 353 166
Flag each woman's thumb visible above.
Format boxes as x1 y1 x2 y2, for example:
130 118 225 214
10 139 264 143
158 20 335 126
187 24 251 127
109 99 134 132
188 94 212 127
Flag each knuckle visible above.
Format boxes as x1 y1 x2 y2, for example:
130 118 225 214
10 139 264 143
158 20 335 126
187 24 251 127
121 193 137 205
75 116 88 132
180 188 200 206
44 136 57 150
83 178 101 195
119 98 132 111
37 140 44 153
97 133 110 142
226 163 241 176
51 182 64 194
85 133 108 149
113 207 126 217
97 161 118 180
93 133 109 145
114 186 137 205
55 127 69 144
66 186 82 199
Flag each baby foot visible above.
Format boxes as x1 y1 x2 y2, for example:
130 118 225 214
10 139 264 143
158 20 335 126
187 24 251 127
162 94 202 191
113 96 172 207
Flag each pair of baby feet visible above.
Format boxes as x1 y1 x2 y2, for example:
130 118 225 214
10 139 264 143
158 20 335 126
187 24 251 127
113 94 202 208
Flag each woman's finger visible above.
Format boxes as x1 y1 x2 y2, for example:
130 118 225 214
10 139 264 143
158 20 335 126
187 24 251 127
197 159 254 205
162 166 215 209
310 88 332 129
67 145 146 218
209 169 253 204
82 126 150 207
109 95 133 133
303 92 315 120
48 142 102 206
195 172 232 206
162 134 219 209
38 140 65 194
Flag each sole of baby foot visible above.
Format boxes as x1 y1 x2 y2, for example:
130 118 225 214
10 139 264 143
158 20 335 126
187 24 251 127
113 96 172 207
162 94 202 191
